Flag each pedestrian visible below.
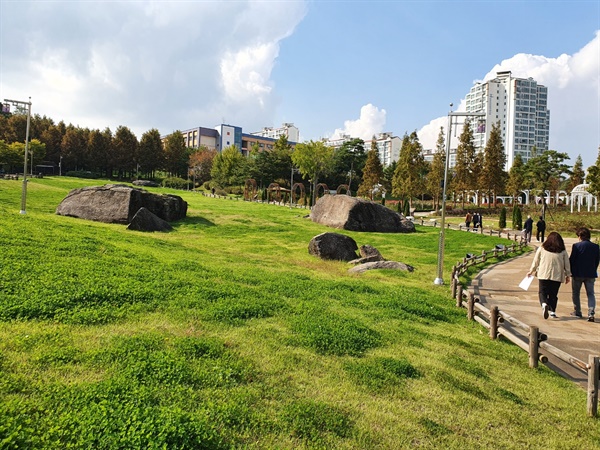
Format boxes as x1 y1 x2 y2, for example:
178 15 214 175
569 227 600 322
524 215 534 243
536 216 546 242
472 213 479 230
527 231 571 319
465 212 472 230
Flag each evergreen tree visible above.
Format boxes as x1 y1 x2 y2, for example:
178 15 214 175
381 160 397 195
88 128 112 177
513 205 523 231
357 138 384 199
506 154 525 202
138 129 164 178
480 121 507 207
451 121 476 209
112 125 139 178
426 127 446 211
568 155 585 190
392 131 426 209
163 130 188 178
211 145 247 187
499 206 507 229
586 147 600 195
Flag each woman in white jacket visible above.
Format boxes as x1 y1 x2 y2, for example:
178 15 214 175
527 231 571 319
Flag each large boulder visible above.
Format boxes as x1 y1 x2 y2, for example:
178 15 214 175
56 184 187 224
308 232 359 261
348 261 414 274
311 195 415 233
127 207 173 232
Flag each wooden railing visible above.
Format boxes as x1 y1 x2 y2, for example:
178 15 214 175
452 247 600 417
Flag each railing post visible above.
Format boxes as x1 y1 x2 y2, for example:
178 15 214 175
456 284 463 308
467 292 475 320
529 326 540 368
588 355 599 417
490 306 499 339
451 277 457 300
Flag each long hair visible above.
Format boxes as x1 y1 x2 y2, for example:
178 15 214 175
542 231 565 253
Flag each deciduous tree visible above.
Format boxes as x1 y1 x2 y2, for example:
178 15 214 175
480 121 507 207
291 140 334 205
426 127 446 212
358 138 384 199
392 131 426 209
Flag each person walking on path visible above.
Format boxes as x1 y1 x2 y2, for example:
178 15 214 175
524 215 534 243
465 212 472 230
569 227 600 322
527 231 571 319
536 216 546 242
472 213 479 230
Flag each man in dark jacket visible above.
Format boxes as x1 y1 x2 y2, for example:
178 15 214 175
523 215 533 243
569 227 600 322
536 216 546 242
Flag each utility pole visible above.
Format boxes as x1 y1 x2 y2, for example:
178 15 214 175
4 97 32 214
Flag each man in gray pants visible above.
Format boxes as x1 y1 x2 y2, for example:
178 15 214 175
569 227 600 322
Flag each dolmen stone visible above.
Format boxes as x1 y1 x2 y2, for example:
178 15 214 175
311 195 415 233
56 184 187 224
127 207 173 232
349 245 385 265
132 180 160 187
308 232 359 261
348 261 414 274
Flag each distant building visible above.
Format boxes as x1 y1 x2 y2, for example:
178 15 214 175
324 132 401 167
251 123 299 143
465 71 550 169
162 123 298 156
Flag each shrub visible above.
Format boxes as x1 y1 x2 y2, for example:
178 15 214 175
161 177 190 190
513 205 522 230
65 170 100 179
499 206 507 228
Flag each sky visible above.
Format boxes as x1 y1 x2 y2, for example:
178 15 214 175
1 0 599 169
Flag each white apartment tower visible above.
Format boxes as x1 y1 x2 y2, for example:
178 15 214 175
465 71 550 169
325 132 401 167
251 123 300 143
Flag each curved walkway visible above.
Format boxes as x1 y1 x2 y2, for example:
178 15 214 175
469 237 600 387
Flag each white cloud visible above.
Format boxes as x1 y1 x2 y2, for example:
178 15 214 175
330 104 387 141
418 31 600 168
0 0 307 135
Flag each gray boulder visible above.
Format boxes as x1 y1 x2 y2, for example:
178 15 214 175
311 195 415 233
349 245 385 265
56 184 187 224
348 261 414 274
127 207 173 232
132 180 160 187
308 232 359 261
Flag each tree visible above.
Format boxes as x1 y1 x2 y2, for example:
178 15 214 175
506 154 525 202
567 155 585 190
0 140 22 171
381 160 397 195
451 121 477 209
211 145 247 187
513 204 523 231
291 140 334 205
392 131 426 209
249 135 293 188
189 146 217 186
61 126 87 172
499 206 507 229
586 147 600 195
138 129 164 178
426 127 446 212
163 130 188 178
112 125 139 178
358 138 384 199
326 138 366 193
523 150 571 201
88 128 112 177
480 121 507 207
27 139 46 174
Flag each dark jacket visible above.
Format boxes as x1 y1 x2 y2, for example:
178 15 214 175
524 218 533 232
570 240 600 278
536 219 546 232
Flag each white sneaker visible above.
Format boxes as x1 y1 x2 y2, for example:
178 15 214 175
549 312 557 318
542 303 549 319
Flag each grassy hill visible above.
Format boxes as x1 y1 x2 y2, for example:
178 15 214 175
0 177 597 449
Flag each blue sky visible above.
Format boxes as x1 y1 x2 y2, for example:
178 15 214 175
1 0 599 168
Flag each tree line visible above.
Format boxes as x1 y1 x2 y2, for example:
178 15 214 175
1 111 598 209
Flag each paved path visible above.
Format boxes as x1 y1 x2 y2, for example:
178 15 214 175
469 237 600 387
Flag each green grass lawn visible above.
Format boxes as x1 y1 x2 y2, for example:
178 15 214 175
0 177 597 449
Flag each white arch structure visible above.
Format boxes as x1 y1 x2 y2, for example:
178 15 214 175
570 184 598 213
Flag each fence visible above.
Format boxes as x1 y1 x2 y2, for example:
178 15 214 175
451 245 599 417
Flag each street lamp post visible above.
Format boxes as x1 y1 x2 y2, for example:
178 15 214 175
4 97 32 214
434 107 486 285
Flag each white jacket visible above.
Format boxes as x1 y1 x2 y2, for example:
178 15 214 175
529 247 571 282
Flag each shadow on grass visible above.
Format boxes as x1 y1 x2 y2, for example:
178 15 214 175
172 216 216 228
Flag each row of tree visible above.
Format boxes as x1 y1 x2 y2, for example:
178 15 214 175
1 110 598 209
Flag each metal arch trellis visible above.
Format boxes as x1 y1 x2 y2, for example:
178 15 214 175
244 179 257 201
291 183 305 205
315 183 329 199
336 184 350 196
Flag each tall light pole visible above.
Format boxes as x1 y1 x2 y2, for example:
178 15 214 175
4 97 32 214
434 106 485 285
